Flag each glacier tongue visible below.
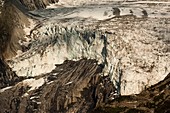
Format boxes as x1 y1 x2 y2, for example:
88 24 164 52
8 0 170 95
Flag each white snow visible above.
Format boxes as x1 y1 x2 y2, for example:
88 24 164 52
37 102 41 104
55 0 124 7
0 86 13 93
123 1 170 4
46 3 59 9
47 81 54 84
10 21 170 95
30 96 39 100
65 7 115 20
65 81 73 85
53 73 58 76
23 19 36 36
32 1 170 22
23 93 29 97
22 78 45 92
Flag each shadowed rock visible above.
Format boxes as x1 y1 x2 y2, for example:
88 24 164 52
18 0 59 10
92 73 170 113
0 58 20 89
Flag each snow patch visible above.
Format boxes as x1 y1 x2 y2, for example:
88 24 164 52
65 7 115 20
30 96 39 100
65 81 73 85
53 73 58 76
23 93 29 97
47 81 54 84
22 78 45 92
0 86 13 93
56 0 124 7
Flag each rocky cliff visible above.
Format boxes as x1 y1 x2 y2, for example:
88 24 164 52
92 73 170 113
0 58 20 89
0 59 117 113
18 0 59 10
0 0 29 59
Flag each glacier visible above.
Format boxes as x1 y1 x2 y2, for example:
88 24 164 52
2 0 170 95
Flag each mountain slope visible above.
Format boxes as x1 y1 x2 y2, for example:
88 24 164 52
0 59 116 113
92 73 170 113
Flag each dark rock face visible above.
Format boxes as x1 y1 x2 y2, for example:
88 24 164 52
0 0 29 59
0 59 116 113
18 0 59 10
92 73 170 113
0 0 59 59
0 58 19 89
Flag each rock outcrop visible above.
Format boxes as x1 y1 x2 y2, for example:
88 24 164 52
0 59 117 113
0 0 29 59
92 73 170 113
0 0 59 59
18 0 59 10
0 58 20 89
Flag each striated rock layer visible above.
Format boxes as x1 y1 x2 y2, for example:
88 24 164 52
92 73 170 113
0 0 29 59
0 59 116 113
0 58 20 89
18 0 59 10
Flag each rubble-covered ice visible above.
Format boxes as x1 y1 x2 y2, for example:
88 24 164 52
8 0 170 95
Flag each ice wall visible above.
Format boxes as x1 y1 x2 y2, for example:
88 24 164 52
9 16 170 95
6 0 170 95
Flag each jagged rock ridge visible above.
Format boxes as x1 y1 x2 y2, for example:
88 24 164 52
92 73 170 113
0 59 117 113
18 0 59 10
0 58 20 89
